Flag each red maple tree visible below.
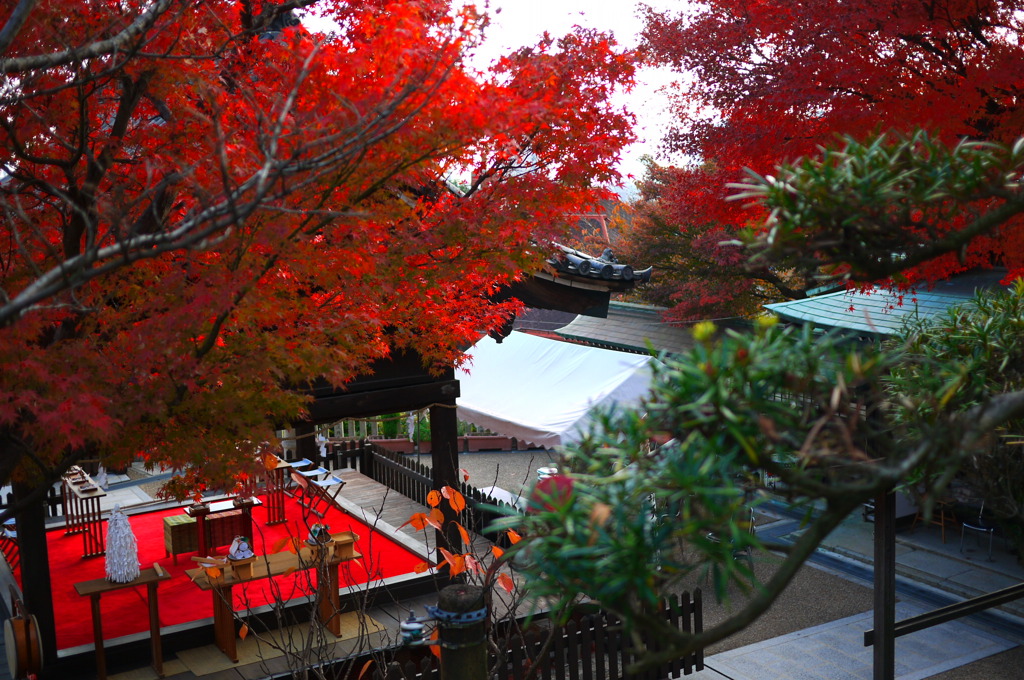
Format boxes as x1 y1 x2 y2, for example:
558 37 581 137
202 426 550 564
0 0 637 502
620 0 1024 319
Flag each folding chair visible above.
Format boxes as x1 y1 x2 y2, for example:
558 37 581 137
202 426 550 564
312 474 346 501
291 471 345 519
959 501 997 561
282 458 314 499
296 464 330 482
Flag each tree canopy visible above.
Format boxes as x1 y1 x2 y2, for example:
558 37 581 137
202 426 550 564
618 0 1024 319
0 0 637 505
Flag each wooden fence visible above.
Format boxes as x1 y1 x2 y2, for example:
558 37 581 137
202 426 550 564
341 592 704 680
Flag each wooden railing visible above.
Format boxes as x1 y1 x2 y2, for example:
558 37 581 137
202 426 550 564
366 444 434 504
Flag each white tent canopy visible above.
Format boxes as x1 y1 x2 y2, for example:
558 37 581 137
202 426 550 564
455 331 655 449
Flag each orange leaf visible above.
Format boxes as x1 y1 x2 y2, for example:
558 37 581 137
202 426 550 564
399 512 429 531
491 545 505 559
456 522 471 546
459 467 470 482
358 660 376 680
447 490 466 513
497 573 515 594
429 629 441 658
413 561 431 574
239 623 249 640
426 490 442 507
439 548 466 576
429 508 445 526
465 553 483 575
272 537 292 553
506 529 522 544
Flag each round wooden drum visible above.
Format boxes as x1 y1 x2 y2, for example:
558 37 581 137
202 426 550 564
4 613 41 679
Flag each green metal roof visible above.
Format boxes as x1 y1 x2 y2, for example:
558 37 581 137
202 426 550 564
764 271 1011 337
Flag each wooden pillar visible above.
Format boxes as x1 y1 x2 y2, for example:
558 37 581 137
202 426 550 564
438 583 487 680
873 489 896 680
295 422 317 463
13 480 57 665
190 503 211 557
430 400 461 552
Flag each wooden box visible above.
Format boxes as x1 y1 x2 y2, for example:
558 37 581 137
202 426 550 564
331 531 359 560
227 556 256 579
163 515 198 562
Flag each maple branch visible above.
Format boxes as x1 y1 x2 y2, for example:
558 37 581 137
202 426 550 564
0 0 175 74
0 0 37 56
0 41 470 327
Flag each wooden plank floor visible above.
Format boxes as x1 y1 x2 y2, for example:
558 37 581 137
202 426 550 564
331 466 433 546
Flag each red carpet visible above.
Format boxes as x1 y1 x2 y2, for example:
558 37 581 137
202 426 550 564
44 499 424 650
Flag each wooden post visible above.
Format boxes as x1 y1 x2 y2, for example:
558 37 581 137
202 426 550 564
295 422 317 463
13 480 57 665
430 400 462 552
438 583 487 680
873 489 896 680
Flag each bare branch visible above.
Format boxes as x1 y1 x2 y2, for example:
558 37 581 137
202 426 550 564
0 0 38 56
0 0 175 74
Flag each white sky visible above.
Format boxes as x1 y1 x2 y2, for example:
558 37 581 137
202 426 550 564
467 1 685 188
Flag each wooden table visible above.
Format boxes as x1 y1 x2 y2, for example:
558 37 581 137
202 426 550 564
185 497 260 557
185 532 360 662
62 467 107 558
74 564 172 679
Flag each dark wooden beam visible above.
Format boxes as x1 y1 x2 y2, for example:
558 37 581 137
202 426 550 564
496 276 612 317
305 380 460 424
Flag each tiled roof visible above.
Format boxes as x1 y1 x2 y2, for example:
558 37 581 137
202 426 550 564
764 271 1012 336
555 302 698 356
512 308 577 334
